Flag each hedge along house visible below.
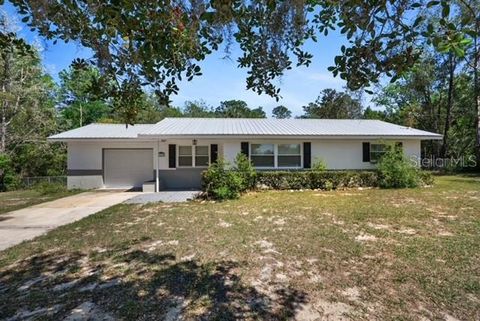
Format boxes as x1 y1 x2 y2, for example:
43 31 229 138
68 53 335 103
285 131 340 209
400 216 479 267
48 118 442 191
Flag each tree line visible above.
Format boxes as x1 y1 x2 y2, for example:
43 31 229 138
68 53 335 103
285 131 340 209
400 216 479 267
2 0 480 189
0 38 478 189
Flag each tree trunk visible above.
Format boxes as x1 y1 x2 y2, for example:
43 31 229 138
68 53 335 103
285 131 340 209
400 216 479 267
474 27 480 168
441 54 456 158
436 91 443 156
1 107 6 154
0 50 11 154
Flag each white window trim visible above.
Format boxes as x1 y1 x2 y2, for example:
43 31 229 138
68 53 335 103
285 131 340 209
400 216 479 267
250 143 275 168
194 145 210 168
177 145 210 168
277 144 303 168
369 143 387 164
249 143 303 169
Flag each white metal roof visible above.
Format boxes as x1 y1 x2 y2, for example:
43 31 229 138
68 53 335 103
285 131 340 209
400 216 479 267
48 123 154 140
48 118 442 140
138 118 442 139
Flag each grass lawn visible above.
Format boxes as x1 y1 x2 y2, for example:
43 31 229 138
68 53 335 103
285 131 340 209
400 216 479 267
0 175 479 320
0 189 79 215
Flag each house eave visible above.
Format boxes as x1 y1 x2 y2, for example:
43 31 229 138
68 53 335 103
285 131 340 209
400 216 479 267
136 134 443 141
47 137 158 142
48 134 443 142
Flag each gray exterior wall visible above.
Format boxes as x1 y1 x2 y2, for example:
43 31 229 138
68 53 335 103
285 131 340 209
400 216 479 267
67 175 104 189
157 168 204 190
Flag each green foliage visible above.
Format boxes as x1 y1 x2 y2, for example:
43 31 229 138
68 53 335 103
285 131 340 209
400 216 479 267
202 154 258 200
371 53 478 164
256 171 379 190
202 159 243 200
301 89 363 119
61 101 111 128
58 66 111 128
324 180 334 191
272 105 292 119
233 153 257 191
418 171 434 186
311 158 327 172
182 100 215 117
32 181 67 195
0 20 66 188
377 145 422 188
363 107 387 121
215 100 266 118
0 154 20 191
11 143 66 178
203 153 433 198
7 0 467 124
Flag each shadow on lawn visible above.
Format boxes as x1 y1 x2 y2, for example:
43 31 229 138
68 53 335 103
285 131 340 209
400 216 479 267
0 243 307 320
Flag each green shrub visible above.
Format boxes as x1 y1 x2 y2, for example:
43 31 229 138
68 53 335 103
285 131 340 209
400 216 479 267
202 153 260 200
256 170 378 190
377 145 421 188
234 153 257 191
0 154 21 191
202 159 244 200
311 158 327 171
33 181 67 195
202 147 433 199
418 171 434 186
324 180 334 191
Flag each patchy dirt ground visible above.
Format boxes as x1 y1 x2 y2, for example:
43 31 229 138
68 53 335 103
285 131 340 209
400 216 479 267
0 175 479 320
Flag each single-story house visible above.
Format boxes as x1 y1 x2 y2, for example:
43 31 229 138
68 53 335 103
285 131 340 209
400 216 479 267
48 118 442 191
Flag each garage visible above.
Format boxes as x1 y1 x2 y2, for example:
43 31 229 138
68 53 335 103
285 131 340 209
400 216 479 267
103 149 153 188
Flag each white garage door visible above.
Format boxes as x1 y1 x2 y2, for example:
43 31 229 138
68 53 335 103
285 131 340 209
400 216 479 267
104 149 153 188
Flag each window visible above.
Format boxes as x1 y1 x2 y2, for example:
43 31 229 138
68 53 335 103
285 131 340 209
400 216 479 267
178 146 193 167
251 144 275 167
249 143 302 168
278 144 301 167
178 145 209 167
370 144 387 163
195 146 209 167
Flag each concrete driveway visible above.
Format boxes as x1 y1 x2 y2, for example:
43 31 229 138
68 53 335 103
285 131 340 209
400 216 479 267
0 191 140 251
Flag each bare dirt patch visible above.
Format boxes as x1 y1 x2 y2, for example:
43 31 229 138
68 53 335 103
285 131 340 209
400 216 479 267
355 233 377 242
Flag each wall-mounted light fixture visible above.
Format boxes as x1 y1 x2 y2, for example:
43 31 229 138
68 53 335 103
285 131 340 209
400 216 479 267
192 139 197 146
158 152 165 157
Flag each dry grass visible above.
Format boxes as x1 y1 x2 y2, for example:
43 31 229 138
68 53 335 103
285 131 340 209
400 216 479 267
0 189 78 215
0 175 479 320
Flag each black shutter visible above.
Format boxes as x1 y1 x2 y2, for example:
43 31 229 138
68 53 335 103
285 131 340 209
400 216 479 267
362 142 370 162
168 144 176 168
303 142 311 168
241 142 249 157
211 144 218 163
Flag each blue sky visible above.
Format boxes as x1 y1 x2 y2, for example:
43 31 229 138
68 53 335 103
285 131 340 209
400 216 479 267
3 2 360 117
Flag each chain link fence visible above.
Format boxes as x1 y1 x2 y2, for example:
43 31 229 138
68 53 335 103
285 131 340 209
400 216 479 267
22 176 67 188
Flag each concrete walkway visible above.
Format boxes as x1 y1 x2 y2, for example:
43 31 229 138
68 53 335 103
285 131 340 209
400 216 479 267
125 191 200 204
0 191 140 251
